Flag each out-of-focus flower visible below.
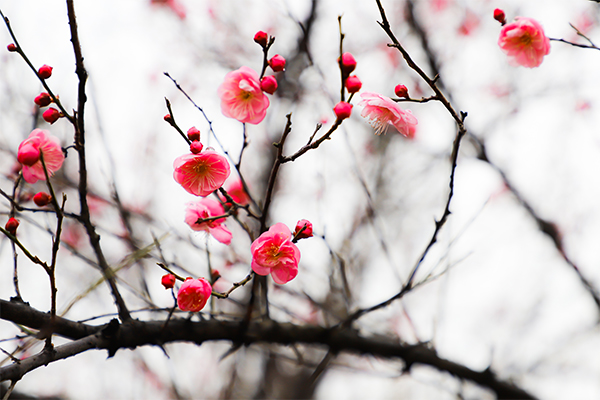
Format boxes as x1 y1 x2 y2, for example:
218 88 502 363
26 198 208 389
5 218 19 236
261 76 278 95
268 55 286 72
187 126 200 142
218 66 270 124
42 108 62 124
150 0 186 19
359 92 418 138
17 129 65 184
254 31 268 47
334 101 352 121
34 92 52 107
498 17 550 68
294 219 313 239
394 85 409 99
173 151 230 197
222 178 250 206
345 75 362 93
185 198 232 245
340 52 357 74
177 277 212 311
38 64 53 79
33 192 52 207
251 223 300 284
161 274 176 289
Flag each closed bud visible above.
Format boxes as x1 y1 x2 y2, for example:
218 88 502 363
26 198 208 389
339 52 357 74
163 114 173 123
34 92 52 107
7 43 17 52
493 9 506 25
333 101 352 121
345 75 362 93
17 143 40 166
161 274 176 289
294 219 313 239
5 218 19 236
38 64 53 79
253 31 268 47
260 75 278 94
268 54 286 72
33 192 52 207
190 141 204 154
394 84 409 98
42 108 62 124
187 126 200 142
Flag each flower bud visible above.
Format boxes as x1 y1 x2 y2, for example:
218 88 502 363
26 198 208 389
163 114 173 123
34 92 52 107
38 64 53 80
5 218 19 236
268 54 286 72
33 192 52 207
7 43 17 52
187 126 200 142
211 269 221 283
190 141 204 154
254 31 268 47
394 84 409 98
493 9 506 25
340 52 357 74
345 75 362 94
260 75 278 94
333 101 352 121
42 108 62 124
161 274 176 289
17 143 40 166
294 219 313 239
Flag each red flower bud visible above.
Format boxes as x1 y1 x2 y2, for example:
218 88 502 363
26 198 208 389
163 114 173 123
260 75 278 94
38 64 53 80
254 31 268 47
7 43 17 52
42 108 62 124
34 92 52 107
17 143 40 166
211 269 221 282
33 192 52 207
268 54 286 72
161 274 176 289
294 219 313 239
190 141 204 154
345 75 362 94
187 126 200 142
339 52 357 74
394 84 409 98
333 101 352 121
5 218 19 236
493 9 506 25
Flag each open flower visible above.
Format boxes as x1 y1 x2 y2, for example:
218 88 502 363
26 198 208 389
251 223 300 284
185 198 232 245
173 150 230 197
498 17 550 68
17 129 65 184
177 277 212 312
359 92 418 138
218 66 270 124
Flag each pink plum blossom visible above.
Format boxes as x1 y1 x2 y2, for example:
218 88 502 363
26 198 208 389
185 198 232 245
222 178 250 206
173 150 230 197
218 66 270 124
177 277 212 312
498 17 550 68
251 223 300 284
294 219 313 239
17 129 65 184
359 92 418 138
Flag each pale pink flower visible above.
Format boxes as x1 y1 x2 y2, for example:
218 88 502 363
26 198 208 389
177 277 212 312
173 150 230 197
221 178 250 206
218 66 270 124
359 92 418 138
498 17 550 68
251 223 300 284
17 129 65 184
185 198 232 245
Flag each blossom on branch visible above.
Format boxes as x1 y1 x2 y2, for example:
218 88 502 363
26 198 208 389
251 223 300 284
17 129 65 184
185 198 232 245
498 17 550 68
177 277 212 312
358 92 418 138
173 150 230 197
218 66 270 124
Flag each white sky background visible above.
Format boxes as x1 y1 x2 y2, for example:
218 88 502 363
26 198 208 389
1 0 600 399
